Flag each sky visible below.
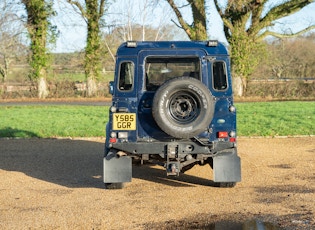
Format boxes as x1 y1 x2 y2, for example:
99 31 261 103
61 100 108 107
51 0 315 53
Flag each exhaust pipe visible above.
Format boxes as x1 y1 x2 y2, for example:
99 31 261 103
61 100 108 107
116 151 127 158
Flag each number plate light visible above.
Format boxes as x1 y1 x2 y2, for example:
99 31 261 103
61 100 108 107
118 132 128 139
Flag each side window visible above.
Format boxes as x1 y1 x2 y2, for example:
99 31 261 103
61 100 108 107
213 61 227 90
118 62 134 91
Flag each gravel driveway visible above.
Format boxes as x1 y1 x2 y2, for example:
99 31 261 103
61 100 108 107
0 137 314 229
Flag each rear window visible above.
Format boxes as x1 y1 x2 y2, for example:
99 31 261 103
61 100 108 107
213 61 227 91
118 61 134 91
145 57 200 91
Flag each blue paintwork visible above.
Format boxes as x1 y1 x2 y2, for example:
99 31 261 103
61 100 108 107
106 41 236 148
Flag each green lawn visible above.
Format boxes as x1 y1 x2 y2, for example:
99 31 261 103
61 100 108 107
236 101 314 136
0 101 314 138
0 106 108 138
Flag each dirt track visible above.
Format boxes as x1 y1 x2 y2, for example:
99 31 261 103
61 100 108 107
0 137 314 229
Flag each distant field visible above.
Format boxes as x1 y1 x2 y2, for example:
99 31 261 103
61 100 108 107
0 101 314 138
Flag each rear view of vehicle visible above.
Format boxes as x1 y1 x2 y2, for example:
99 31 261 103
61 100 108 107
104 41 241 189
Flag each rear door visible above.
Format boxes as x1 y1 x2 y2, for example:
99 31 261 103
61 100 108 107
136 49 207 141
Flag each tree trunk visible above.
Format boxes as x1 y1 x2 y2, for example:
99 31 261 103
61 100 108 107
232 75 243 97
189 0 207 40
86 76 97 97
67 0 105 97
22 0 52 99
0 66 7 83
38 77 49 99
84 1 101 97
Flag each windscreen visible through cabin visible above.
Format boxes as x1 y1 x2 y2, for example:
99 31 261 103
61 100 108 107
145 57 200 91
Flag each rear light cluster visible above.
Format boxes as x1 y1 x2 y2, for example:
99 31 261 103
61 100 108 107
109 132 129 143
217 131 236 142
215 105 236 142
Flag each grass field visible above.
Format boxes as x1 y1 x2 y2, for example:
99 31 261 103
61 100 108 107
0 101 314 138
0 106 108 138
237 101 314 136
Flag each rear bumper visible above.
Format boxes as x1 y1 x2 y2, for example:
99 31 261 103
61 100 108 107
104 142 241 183
109 140 235 155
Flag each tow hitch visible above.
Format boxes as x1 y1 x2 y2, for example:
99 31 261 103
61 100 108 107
166 162 180 176
166 144 180 176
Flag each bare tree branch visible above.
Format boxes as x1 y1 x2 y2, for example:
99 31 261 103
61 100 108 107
214 0 224 17
258 0 314 33
258 25 315 40
99 0 106 18
165 0 192 37
249 1 265 34
67 0 88 23
104 38 115 62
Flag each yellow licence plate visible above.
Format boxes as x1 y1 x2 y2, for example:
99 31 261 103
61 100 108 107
113 113 136 130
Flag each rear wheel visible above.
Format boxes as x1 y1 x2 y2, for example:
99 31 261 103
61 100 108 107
218 182 236 188
104 183 124 189
207 159 236 188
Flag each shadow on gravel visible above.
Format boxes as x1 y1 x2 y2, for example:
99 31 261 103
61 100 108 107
0 138 217 189
142 212 314 230
133 164 217 187
0 138 105 189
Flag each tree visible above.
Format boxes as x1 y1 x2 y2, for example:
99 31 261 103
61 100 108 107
252 33 315 80
101 24 184 72
67 0 107 97
0 0 26 86
103 0 185 44
166 0 315 96
0 33 25 83
22 0 56 98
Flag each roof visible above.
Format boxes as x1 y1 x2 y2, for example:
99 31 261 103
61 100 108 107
116 41 229 56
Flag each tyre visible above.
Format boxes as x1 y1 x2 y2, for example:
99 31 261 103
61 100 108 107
152 77 215 138
104 183 124 189
217 182 236 188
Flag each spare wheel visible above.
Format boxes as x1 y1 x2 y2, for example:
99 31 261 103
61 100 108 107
152 77 215 139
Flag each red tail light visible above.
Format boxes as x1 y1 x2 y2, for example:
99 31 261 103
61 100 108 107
217 131 228 138
109 137 117 143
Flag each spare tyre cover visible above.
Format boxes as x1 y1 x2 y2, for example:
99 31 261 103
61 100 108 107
152 77 215 138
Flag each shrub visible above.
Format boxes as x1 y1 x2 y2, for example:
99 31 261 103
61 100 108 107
246 80 315 99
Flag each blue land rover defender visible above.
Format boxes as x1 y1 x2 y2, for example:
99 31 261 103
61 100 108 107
104 41 241 188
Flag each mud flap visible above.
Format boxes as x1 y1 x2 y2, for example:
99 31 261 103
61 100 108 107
103 155 132 183
213 150 241 182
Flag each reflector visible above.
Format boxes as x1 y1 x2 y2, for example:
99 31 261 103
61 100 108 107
218 131 228 138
